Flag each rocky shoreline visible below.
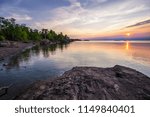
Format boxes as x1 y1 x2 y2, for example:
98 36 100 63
16 65 150 100
0 40 73 61
0 41 34 60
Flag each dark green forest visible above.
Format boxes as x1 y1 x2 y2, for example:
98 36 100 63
0 17 70 43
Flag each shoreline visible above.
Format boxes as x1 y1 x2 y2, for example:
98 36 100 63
0 42 36 61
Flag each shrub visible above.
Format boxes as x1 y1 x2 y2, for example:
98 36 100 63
0 35 5 41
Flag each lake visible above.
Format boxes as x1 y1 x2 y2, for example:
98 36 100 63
0 41 150 99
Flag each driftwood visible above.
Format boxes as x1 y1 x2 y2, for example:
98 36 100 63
0 84 13 97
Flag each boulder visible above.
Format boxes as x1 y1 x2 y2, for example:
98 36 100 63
40 39 50 45
16 65 150 100
0 41 10 47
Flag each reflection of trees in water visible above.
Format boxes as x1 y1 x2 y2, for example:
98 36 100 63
57 43 68 52
41 44 68 58
41 44 57 57
5 43 69 69
6 49 31 69
31 46 40 56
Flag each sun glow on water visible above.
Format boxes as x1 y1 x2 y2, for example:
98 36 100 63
126 41 129 50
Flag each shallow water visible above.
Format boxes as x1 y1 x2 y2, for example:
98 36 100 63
0 41 150 99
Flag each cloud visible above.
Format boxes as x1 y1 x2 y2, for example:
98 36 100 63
125 19 150 28
0 0 32 22
32 0 84 28
32 0 149 38
1 0 150 38
6 13 32 21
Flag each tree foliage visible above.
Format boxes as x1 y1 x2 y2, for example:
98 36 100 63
0 17 70 43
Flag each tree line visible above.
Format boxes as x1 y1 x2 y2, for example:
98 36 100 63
0 17 70 43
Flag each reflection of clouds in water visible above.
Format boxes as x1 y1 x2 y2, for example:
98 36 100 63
125 42 150 66
20 55 44 66
1 41 150 100
49 43 132 68
3 41 150 76
131 56 150 67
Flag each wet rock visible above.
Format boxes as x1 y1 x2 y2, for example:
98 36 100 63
0 58 4 61
0 41 10 47
16 65 150 100
9 42 18 48
3 63 8 66
40 39 50 45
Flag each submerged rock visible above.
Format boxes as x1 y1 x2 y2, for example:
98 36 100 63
16 65 150 100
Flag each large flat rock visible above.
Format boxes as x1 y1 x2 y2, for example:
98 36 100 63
16 65 150 100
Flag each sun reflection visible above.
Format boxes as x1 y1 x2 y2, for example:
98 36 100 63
126 41 129 50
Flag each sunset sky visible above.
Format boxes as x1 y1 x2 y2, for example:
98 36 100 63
0 0 150 39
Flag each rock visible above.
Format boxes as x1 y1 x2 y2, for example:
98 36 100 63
0 41 18 48
3 63 8 66
0 58 4 61
40 39 50 45
0 41 10 47
16 65 150 100
9 41 18 48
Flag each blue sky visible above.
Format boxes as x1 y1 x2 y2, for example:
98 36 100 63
0 0 150 38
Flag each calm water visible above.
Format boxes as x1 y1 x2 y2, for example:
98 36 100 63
0 41 150 99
